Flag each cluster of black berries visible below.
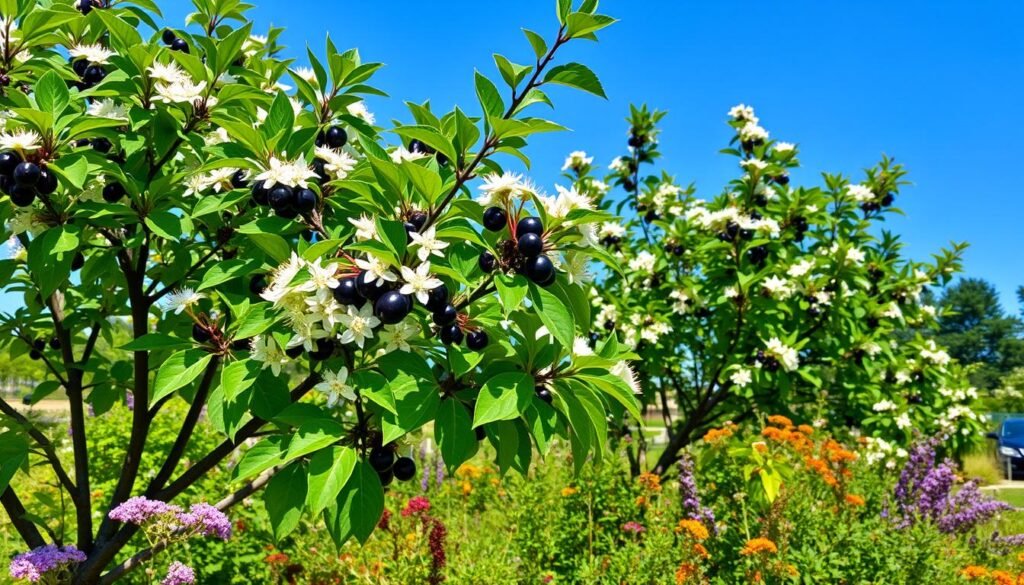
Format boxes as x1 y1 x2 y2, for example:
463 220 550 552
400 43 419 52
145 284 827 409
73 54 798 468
636 203 659 224
369 445 416 486
741 137 765 153
479 209 556 287
27 337 60 361
747 244 769 267
69 58 107 91
860 191 896 216
315 125 348 150
790 215 809 243
805 294 825 317
161 29 190 53
426 284 488 351
250 179 318 220
600 234 622 249
0 153 57 207
408 139 448 166
754 350 781 372
75 0 107 14
662 241 684 256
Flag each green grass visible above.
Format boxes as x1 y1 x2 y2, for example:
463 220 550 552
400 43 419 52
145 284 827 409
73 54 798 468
963 450 1003 485
990 488 1024 509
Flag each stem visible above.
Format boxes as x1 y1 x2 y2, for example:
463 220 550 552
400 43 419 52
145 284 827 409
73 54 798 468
0 396 77 497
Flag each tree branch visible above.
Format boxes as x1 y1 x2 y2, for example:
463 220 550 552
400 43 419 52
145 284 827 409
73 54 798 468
0 396 77 497
2 486 46 549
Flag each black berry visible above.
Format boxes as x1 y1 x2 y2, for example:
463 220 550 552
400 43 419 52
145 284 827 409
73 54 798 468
251 183 269 205
369 447 394 472
102 182 126 203
439 323 463 346
192 323 212 343
268 185 294 211
424 283 449 312
466 330 488 351
433 304 457 326
230 170 248 189
332 277 363 306
324 126 347 148
375 291 412 325
517 233 543 257
536 387 553 404
9 185 35 207
48 338 61 351
161 29 177 45
309 339 336 361
13 162 40 186
516 216 543 237
478 251 496 273
91 138 112 153
0 152 21 176
71 252 85 271
36 169 57 195
294 188 317 213
72 59 89 77
356 272 388 302
170 38 189 53
76 0 92 14
393 457 416 481
524 255 555 285
408 211 427 232
83 65 106 85
285 345 304 359
482 207 507 231
378 468 394 487
249 275 267 296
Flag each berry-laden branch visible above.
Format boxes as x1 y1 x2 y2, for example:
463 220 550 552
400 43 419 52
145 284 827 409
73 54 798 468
422 25 568 231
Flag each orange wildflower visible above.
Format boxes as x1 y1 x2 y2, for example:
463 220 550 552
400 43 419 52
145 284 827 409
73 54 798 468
992 571 1014 585
766 414 793 428
740 537 778 556
638 472 662 492
692 543 710 559
675 519 710 541
960 566 988 580
797 424 814 435
560 486 578 497
844 494 866 507
675 563 698 584
703 426 734 444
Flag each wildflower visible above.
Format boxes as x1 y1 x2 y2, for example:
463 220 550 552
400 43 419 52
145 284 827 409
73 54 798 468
314 367 355 408
428 519 447 585
338 303 380 348
675 519 709 541
675 563 698 585
8 545 87 583
356 255 398 286
560 486 578 497
637 472 662 492
845 494 866 507
253 155 319 190
109 496 182 525
702 426 734 444
476 172 527 206
177 503 231 540
621 521 646 534
959 566 988 580
739 537 778 556
401 496 431 517
161 561 195 585
678 453 716 530
69 43 115 64
349 214 378 241
767 415 793 428
153 79 207 104
346 101 375 124
0 129 42 152
730 367 752 388
249 335 289 377
562 150 593 171
399 262 443 304
87 98 129 120
380 321 419 353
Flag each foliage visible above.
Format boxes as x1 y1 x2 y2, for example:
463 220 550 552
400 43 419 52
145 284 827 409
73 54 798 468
0 0 631 582
572 104 983 473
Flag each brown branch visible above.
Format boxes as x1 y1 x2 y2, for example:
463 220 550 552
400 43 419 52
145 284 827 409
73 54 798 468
1 486 46 549
0 396 77 497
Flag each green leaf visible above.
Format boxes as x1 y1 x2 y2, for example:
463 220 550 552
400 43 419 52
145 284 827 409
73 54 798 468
198 258 262 291
528 284 575 349
218 359 261 402
472 372 534 428
306 446 357 516
151 350 214 405
494 274 529 315
35 70 70 117
264 462 308 541
522 28 548 59
95 10 144 54
246 232 292 263
435 398 478 471
144 210 191 240
234 435 292 481
324 460 384 547
543 63 606 98
27 228 75 298
286 419 346 461
565 12 617 38
474 71 505 119
0 431 28 493
390 125 457 167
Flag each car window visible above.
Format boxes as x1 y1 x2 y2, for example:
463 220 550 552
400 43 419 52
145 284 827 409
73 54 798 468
1003 420 1024 436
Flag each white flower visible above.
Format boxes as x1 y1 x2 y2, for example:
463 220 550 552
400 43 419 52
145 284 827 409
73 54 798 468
292 66 317 83
610 361 641 395
250 335 289 377
542 184 593 219
728 104 757 122
895 412 912 430
562 252 592 285
572 336 594 357
920 340 951 366
476 172 528 206
286 312 328 352
0 129 41 152
724 287 739 299
153 79 207 104
390 146 428 163
740 159 767 171
730 368 752 388
356 255 398 286
296 257 340 295
774 142 796 153
787 259 814 278
147 61 188 84
845 247 866 264
872 399 897 412
243 34 267 57
183 173 211 197
379 321 419 353
348 214 378 241
408 227 449 262
628 251 656 274
846 184 874 203
253 155 319 189
347 101 375 124
69 43 115 65
739 122 768 143
338 303 380 348
314 146 357 181
162 287 204 314
765 337 799 372
260 253 306 305
205 127 230 146
399 262 443 304
562 150 593 171
762 275 793 299
599 222 626 239
87 98 129 120
608 156 631 173
315 367 356 408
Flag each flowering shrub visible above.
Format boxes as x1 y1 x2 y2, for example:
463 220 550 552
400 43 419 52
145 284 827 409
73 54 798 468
572 104 982 473
0 0 634 582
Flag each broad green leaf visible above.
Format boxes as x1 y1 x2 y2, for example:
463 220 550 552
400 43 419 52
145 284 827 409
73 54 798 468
306 446 357 516
474 71 504 119
286 419 346 461
120 333 192 351
543 62 606 98
472 372 534 428
324 460 384 546
35 70 70 117
234 435 292 481
528 284 575 349
435 398 478 471
264 462 307 541
151 349 214 405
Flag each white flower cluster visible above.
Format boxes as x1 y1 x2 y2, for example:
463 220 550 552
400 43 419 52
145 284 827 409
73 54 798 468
148 61 207 104
475 172 534 207
314 145 357 181
540 185 593 220
69 43 115 64
764 337 799 372
253 155 319 189
863 437 908 469
562 150 593 171
0 129 41 152
184 167 242 197
846 184 875 203
919 339 951 367
687 206 780 238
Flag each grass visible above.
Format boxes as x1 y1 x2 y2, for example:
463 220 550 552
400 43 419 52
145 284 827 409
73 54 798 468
963 450 1004 485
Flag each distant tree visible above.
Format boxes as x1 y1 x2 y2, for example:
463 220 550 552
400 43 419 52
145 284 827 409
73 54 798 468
933 278 1024 389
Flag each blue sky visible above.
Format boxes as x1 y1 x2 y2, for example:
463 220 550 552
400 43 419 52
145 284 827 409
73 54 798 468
15 2 1024 314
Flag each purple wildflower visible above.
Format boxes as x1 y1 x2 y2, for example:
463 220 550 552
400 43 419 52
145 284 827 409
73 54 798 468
161 561 195 585
434 453 445 485
9 545 86 582
621 521 645 534
108 496 181 525
177 503 231 540
678 453 716 532
125 391 135 411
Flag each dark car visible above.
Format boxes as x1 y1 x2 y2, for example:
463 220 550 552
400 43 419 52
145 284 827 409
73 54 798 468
987 418 1024 479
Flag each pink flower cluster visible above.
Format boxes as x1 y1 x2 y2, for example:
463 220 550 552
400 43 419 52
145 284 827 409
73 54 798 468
621 521 646 534
161 561 195 585
9 544 86 582
108 497 230 540
401 496 432 517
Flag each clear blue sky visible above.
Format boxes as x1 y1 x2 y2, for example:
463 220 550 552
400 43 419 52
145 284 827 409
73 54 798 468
13 2 1024 313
